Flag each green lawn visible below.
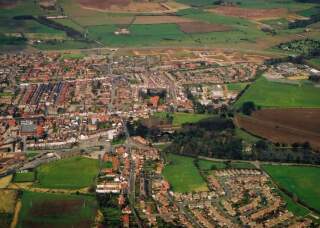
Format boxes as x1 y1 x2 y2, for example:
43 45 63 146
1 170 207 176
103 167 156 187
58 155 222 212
163 153 208 193
227 82 249 92
13 172 35 183
36 156 100 189
198 159 255 171
234 76 320 108
262 165 320 212
154 112 212 126
18 191 97 228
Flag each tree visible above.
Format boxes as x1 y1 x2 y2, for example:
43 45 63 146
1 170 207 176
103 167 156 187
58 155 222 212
241 101 256 115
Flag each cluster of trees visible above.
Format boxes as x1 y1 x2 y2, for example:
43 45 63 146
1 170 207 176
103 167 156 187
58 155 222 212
265 43 320 66
0 34 26 46
139 88 167 100
288 13 320 29
277 39 320 55
96 194 122 227
165 117 244 159
162 117 320 164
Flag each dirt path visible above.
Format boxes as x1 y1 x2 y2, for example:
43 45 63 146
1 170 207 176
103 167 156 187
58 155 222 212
10 200 21 228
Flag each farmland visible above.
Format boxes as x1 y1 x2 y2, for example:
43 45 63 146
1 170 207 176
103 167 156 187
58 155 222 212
0 0 318 50
235 108 320 150
162 153 208 193
18 191 97 228
262 165 320 213
234 76 320 108
36 156 100 189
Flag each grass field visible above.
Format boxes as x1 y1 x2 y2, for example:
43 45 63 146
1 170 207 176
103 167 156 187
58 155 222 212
198 159 255 171
234 76 320 108
36 156 100 189
163 153 208 193
262 165 320 212
13 172 35 183
227 82 249 91
18 191 97 228
154 112 212 126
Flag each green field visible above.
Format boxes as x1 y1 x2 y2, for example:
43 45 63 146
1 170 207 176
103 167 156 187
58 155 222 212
262 165 320 212
156 112 212 125
227 82 249 92
163 153 208 193
198 159 255 171
13 172 35 183
36 156 100 189
18 191 97 228
234 76 320 108
154 112 212 126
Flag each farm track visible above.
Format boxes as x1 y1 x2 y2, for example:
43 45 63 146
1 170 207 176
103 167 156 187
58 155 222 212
10 200 21 228
8 182 90 194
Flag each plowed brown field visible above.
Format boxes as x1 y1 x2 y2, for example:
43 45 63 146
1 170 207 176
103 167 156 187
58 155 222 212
0 0 17 9
208 6 287 20
77 0 130 8
236 109 320 150
76 0 166 12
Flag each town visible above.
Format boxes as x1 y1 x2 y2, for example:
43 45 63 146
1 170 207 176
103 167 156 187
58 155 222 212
0 49 319 227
